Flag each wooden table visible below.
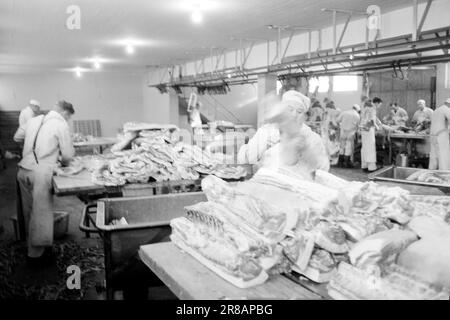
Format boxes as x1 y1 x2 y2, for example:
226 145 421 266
138 242 322 300
387 132 429 163
52 170 107 197
52 170 202 198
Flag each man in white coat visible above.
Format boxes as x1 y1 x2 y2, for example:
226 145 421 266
19 99 40 127
429 98 450 170
337 104 361 168
360 98 381 172
14 100 75 265
238 89 329 178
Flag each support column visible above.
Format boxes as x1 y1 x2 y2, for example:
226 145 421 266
169 90 180 126
257 74 278 128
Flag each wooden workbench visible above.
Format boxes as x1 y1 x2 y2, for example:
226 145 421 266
52 169 202 198
53 170 106 196
139 242 322 300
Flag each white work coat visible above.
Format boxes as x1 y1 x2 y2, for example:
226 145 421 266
264 124 330 174
429 105 450 170
412 107 433 124
237 123 280 165
14 110 74 250
337 109 360 156
18 106 36 127
392 107 409 126
360 106 377 168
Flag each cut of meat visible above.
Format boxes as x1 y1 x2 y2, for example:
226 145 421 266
201 175 287 242
327 262 449 300
311 220 349 254
170 217 269 288
348 229 418 271
293 248 336 283
398 238 450 289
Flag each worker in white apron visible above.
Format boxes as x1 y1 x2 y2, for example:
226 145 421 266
337 104 360 167
429 99 450 170
412 99 433 130
360 98 381 172
264 89 330 178
14 100 75 264
238 90 329 176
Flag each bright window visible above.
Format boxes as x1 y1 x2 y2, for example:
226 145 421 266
276 80 283 94
308 76 329 93
333 75 358 92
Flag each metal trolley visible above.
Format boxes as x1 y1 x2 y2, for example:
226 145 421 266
80 192 206 299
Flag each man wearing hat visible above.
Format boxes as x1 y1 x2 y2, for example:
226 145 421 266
19 99 41 127
337 104 361 168
429 98 450 170
238 89 329 177
14 100 75 265
267 89 330 175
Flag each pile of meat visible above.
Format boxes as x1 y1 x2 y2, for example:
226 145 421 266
91 127 247 186
406 169 450 185
171 166 450 299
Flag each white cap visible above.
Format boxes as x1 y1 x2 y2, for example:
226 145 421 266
352 104 361 112
281 90 311 112
417 99 426 105
29 99 40 107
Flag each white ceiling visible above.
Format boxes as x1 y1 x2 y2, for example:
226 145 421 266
0 0 417 74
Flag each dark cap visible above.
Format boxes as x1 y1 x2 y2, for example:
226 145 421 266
57 100 75 115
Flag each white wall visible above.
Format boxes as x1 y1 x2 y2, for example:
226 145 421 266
0 72 143 136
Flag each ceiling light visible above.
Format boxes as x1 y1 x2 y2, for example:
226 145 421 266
93 59 101 69
227 74 232 78
74 67 82 78
126 44 135 55
349 54 354 60
191 10 203 24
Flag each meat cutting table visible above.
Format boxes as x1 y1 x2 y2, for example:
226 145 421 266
138 242 324 300
387 132 429 163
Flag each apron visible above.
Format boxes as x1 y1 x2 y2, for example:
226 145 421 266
340 129 356 157
361 127 376 166
17 114 55 253
429 130 450 170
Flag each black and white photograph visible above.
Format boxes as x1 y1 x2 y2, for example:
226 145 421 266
1 0 450 304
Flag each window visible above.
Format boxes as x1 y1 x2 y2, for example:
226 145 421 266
308 76 329 93
333 75 358 92
276 80 283 94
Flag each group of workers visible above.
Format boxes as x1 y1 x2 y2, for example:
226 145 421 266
8 91 450 268
13 99 75 265
238 89 450 174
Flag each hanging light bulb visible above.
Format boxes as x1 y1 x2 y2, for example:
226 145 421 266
227 74 232 79
75 67 82 78
191 10 203 24
125 44 135 55
93 59 101 69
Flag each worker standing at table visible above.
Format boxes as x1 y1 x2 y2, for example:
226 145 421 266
337 104 360 168
360 98 381 172
13 100 75 265
412 99 433 129
322 101 341 166
264 89 330 177
18 99 40 127
238 90 329 175
429 98 450 170
385 102 408 126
